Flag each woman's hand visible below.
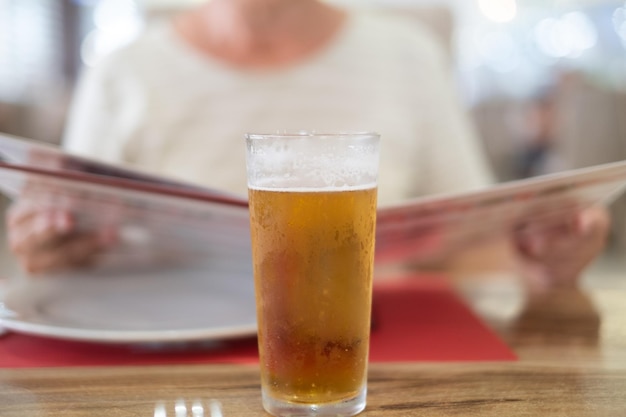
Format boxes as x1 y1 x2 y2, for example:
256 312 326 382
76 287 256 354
513 205 610 292
6 203 117 275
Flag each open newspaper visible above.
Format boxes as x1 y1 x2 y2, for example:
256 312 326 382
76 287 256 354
1 132 626 275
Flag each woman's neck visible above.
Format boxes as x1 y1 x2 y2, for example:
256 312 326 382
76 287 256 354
174 0 347 69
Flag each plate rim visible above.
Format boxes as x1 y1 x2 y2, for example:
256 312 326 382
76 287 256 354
0 317 258 344
0 270 258 344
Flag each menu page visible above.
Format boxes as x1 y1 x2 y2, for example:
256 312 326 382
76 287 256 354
1 133 626 269
0 133 247 205
375 160 626 262
0 164 252 274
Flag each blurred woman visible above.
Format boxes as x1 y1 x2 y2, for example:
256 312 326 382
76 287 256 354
7 0 609 291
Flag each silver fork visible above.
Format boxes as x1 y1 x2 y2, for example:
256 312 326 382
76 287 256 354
154 399 223 417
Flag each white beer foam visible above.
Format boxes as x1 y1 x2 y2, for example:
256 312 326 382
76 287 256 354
248 182 377 192
246 140 379 190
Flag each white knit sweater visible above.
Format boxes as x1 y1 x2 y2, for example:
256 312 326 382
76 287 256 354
63 12 493 206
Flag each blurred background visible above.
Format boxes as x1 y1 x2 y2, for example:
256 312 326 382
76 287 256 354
0 0 625 253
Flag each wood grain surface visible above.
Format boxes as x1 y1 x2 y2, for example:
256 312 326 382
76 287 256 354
1 273 625 416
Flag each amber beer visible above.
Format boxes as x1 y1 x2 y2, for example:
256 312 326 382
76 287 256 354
249 185 377 406
245 132 379 416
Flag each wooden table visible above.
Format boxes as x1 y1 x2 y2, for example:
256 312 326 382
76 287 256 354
1 267 625 416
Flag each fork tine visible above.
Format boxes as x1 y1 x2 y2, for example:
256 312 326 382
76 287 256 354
155 399 221 417
175 399 188 417
191 400 204 417
154 401 167 417
208 400 223 417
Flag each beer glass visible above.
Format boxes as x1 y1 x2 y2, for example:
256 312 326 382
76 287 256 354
245 132 380 417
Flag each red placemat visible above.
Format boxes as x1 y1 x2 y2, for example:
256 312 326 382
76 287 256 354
0 276 516 368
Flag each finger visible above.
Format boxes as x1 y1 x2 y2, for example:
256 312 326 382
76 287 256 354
8 211 74 255
21 232 106 275
528 209 610 287
576 206 611 237
523 224 605 268
516 205 610 259
543 207 611 264
6 202 44 227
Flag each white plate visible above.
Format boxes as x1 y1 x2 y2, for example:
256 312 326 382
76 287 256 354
0 267 257 344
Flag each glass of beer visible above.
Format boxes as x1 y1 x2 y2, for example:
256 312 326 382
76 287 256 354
245 132 380 417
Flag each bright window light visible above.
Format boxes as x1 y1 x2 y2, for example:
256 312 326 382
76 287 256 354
477 31 521 73
614 5 626 47
478 0 517 23
533 12 597 59
80 0 144 66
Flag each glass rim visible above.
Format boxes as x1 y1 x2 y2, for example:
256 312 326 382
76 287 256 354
245 131 380 140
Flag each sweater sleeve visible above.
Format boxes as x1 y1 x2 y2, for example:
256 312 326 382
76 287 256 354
62 52 146 165
403 24 495 196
